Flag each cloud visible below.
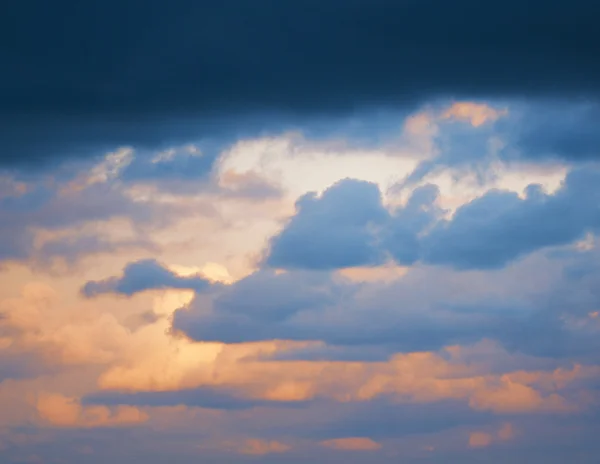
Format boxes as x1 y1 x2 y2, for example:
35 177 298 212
468 431 493 448
0 167 179 265
442 102 508 128
83 387 309 410
3 0 600 167
82 259 212 297
320 437 382 451
468 423 515 448
120 145 217 183
267 179 389 270
235 439 290 455
264 166 600 271
174 244 600 360
36 393 148 428
266 180 441 270
513 103 600 162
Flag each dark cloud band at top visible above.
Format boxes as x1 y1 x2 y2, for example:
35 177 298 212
2 0 600 166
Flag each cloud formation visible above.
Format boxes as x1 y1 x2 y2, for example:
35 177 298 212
265 166 600 271
2 94 600 463
2 0 600 166
82 259 212 297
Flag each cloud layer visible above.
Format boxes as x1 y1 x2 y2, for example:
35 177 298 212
1 98 600 463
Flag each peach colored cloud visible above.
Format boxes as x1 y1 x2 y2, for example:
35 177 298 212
337 263 409 283
498 423 515 441
210 439 290 455
238 439 290 455
442 102 508 127
2 278 598 439
97 334 596 415
468 423 515 449
321 437 382 451
468 432 493 448
36 393 147 428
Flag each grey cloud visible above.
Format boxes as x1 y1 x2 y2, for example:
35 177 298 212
267 179 389 270
265 167 600 271
82 259 213 297
173 240 600 362
83 387 307 410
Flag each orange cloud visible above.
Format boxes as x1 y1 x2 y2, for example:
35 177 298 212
468 378 570 413
442 102 508 127
469 432 493 448
337 263 409 283
97 340 591 415
498 423 515 441
469 422 515 449
36 393 147 428
236 439 290 455
321 437 382 451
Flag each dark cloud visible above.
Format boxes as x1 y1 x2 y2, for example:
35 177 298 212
82 259 213 297
120 145 219 183
2 0 600 166
513 103 600 162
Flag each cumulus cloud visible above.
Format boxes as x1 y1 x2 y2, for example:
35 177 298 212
265 166 600 271
267 179 389 270
82 259 212 297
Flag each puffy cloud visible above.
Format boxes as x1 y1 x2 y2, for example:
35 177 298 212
267 179 389 270
82 259 212 297
264 166 600 271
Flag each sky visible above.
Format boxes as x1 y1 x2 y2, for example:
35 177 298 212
2 1 600 463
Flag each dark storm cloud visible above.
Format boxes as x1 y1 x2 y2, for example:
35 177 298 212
2 0 600 167
512 103 600 162
82 259 212 297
